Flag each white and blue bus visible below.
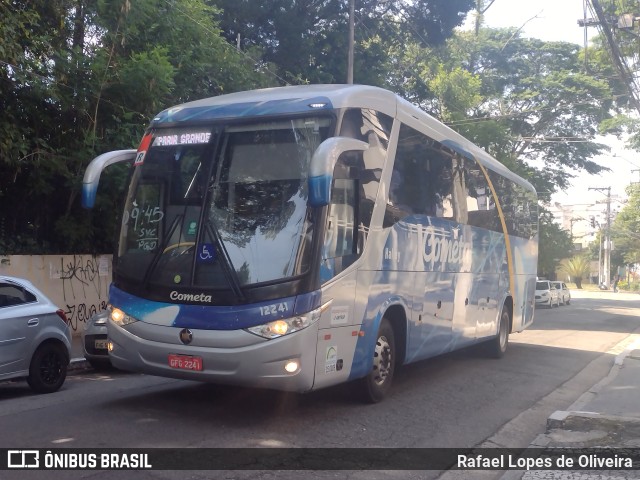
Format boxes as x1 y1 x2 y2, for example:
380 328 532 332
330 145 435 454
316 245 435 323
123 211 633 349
82 85 538 402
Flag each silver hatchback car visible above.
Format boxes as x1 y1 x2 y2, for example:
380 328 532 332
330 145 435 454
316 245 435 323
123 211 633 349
82 310 111 369
0 275 72 393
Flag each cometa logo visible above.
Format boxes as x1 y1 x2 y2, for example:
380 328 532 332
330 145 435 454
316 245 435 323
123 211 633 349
169 291 213 303
417 225 472 269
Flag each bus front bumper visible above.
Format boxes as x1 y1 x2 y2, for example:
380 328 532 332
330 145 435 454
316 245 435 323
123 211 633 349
107 318 318 392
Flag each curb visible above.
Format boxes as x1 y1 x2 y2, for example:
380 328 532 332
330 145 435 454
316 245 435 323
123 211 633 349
543 337 640 429
498 335 640 480
545 338 640 428
547 410 640 431
68 357 91 373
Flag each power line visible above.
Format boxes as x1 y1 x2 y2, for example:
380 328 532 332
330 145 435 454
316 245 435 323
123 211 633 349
589 0 640 115
444 92 627 127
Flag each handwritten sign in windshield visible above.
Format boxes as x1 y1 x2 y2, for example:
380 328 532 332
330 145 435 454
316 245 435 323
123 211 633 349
123 185 165 252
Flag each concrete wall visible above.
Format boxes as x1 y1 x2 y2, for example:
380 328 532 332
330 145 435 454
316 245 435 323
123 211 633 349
0 254 112 335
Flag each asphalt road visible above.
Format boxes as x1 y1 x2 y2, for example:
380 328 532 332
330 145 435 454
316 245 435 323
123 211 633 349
1 290 640 480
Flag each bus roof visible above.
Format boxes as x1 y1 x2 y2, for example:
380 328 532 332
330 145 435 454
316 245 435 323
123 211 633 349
151 84 535 193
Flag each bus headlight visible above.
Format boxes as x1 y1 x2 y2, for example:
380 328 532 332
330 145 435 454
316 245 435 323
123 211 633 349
110 307 138 327
246 303 327 339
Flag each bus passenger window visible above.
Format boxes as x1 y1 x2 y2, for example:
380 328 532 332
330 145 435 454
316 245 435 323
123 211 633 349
387 123 454 223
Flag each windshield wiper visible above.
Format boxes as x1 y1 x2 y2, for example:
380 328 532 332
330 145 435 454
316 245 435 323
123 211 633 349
143 214 184 286
205 221 245 301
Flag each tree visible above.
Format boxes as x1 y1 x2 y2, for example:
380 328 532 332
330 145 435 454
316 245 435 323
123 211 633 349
537 210 574 279
390 28 614 200
612 183 640 267
559 255 591 289
209 0 475 84
0 0 270 254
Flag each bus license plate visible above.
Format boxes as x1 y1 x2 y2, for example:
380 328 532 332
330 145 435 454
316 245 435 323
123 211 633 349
168 354 203 371
95 339 108 350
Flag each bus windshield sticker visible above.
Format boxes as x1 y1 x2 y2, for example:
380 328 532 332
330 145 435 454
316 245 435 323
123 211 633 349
197 243 216 264
135 133 153 166
331 306 349 326
325 346 337 374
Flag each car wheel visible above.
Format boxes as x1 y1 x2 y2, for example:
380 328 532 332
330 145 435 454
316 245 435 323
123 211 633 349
566 298 570 305
357 318 395 403
27 343 69 394
485 307 510 358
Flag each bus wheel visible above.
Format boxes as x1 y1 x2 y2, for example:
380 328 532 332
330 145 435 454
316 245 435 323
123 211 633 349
358 318 395 403
486 308 510 359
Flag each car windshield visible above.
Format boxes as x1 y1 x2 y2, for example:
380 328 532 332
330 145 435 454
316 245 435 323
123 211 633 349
536 281 550 290
116 117 332 293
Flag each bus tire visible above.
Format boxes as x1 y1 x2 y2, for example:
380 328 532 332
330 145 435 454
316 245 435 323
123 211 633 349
485 307 510 359
27 342 68 394
358 318 395 403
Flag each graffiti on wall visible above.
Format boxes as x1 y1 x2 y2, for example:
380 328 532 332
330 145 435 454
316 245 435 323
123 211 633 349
50 255 111 331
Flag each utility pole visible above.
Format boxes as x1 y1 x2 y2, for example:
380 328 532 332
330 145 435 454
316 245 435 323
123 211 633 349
347 0 354 84
589 186 612 288
589 0 640 115
599 230 603 284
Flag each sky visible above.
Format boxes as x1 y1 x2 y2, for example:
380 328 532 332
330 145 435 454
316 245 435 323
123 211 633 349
466 0 640 205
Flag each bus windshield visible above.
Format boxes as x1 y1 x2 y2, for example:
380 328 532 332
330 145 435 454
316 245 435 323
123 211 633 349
116 117 332 293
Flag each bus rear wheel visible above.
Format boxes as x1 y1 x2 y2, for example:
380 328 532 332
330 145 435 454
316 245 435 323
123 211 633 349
485 307 510 359
358 318 395 403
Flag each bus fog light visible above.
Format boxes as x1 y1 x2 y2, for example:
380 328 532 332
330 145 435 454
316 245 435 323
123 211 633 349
284 360 299 373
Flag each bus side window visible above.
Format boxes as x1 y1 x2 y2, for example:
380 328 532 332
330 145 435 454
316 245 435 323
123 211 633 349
386 123 454 225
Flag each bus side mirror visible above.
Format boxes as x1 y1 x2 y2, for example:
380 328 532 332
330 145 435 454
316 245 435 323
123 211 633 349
308 137 368 207
81 149 137 208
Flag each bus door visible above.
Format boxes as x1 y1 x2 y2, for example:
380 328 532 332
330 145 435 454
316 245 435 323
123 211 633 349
313 177 360 390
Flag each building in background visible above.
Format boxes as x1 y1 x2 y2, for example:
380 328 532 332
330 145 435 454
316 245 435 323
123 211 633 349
549 196 627 285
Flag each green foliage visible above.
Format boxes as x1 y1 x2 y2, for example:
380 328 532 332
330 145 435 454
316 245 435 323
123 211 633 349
427 66 483 122
612 183 640 265
616 280 640 292
0 0 269 254
0 0 635 258
537 210 574 278
410 29 613 199
559 255 591 289
209 0 475 85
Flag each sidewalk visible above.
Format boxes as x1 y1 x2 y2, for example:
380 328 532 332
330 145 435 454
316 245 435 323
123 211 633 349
502 335 640 480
